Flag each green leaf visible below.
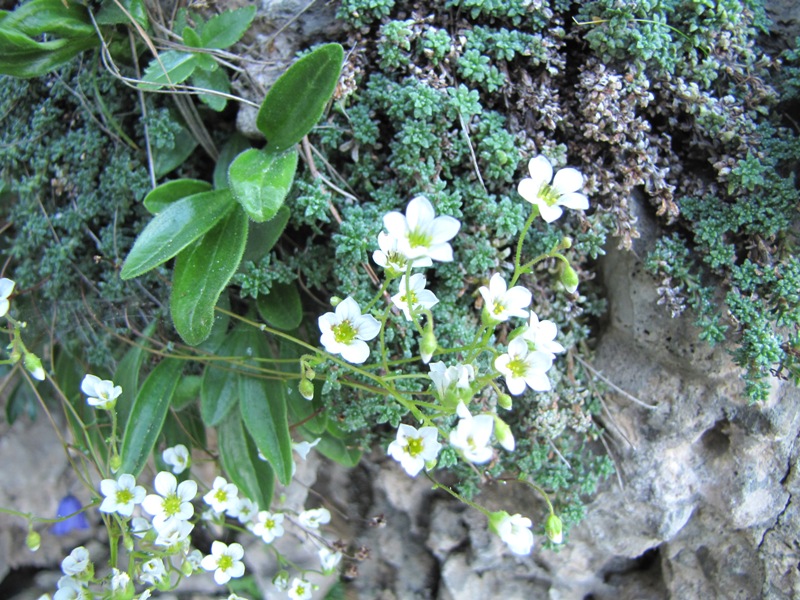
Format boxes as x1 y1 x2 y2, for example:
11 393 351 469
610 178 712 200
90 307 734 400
239 206 290 266
199 6 257 49
229 148 298 222
119 359 184 477
279 339 327 434
152 123 198 178
172 375 202 410
191 65 229 112
171 205 248 345
240 373 294 485
96 0 148 27
114 320 157 428
218 409 275 510
201 325 249 426
120 189 235 280
143 179 212 215
139 50 198 90
257 281 302 330
2 0 94 38
214 134 251 189
256 43 344 151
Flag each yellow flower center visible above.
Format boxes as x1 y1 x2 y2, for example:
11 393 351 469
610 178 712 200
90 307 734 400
507 357 527 378
218 555 233 571
407 229 432 248
406 436 424 457
333 320 358 344
214 489 228 504
538 183 560 206
163 494 181 516
116 489 134 505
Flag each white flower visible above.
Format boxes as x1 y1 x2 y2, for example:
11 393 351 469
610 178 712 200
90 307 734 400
428 361 475 404
490 511 535 555
203 476 238 513
382 196 461 263
478 273 532 323
448 402 494 464
61 547 91 578
99 473 146 517
139 558 167 586
80 374 122 409
227 496 257 524
288 577 314 600
273 571 290 591
373 231 432 274
53 577 89 600
391 273 439 320
185 548 204 573
141 471 197 530
0 278 15 318
297 507 331 529
110 568 131 592
319 547 342 573
130 516 152 539
517 155 589 223
139 591 152 600
162 444 191 475
251 510 285 543
521 313 565 357
293 438 321 461
318 297 381 364
387 424 442 477
153 518 193 548
494 337 553 395
200 541 245 585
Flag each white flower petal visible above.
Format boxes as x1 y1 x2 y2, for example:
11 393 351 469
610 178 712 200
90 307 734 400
429 215 461 243
354 314 381 340
552 167 583 194
538 203 563 223
527 155 553 186
558 192 589 210
340 339 371 364
406 196 436 230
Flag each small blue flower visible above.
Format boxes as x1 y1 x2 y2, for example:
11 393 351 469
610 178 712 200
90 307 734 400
51 494 90 535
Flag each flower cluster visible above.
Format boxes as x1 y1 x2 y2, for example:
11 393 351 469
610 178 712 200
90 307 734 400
362 157 587 555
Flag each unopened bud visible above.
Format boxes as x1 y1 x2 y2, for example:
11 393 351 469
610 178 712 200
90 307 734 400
299 379 314 401
330 296 343 307
545 513 563 544
110 454 122 473
560 264 579 294
273 570 290 591
305 369 316 381
560 236 573 250
123 533 134 553
180 558 194 577
24 353 45 381
26 530 41 552
493 416 515 451
420 327 437 364
498 393 513 410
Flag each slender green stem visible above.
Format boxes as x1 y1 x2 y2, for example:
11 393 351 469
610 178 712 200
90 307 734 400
511 209 538 286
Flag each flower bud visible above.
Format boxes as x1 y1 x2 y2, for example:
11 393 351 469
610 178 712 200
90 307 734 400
493 416 515 451
299 379 314 401
498 393 513 410
560 264 579 294
420 327 437 364
330 296 343 307
560 236 573 250
305 369 316 381
110 454 122 473
24 353 45 381
273 570 290 591
180 558 194 577
123 533 134 553
26 530 41 552
545 513 563 544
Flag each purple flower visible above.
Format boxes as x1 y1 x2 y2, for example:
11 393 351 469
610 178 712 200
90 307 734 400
51 494 90 535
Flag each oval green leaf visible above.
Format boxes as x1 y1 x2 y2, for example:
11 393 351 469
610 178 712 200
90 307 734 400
143 178 212 215
120 189 235 280
239 373 293 485
256 43 344 151
256 281 302 330
171 205 248 346
214 134 251 189
228 148 298 222
139 50 198 90
119 358 184 477
200 324 248 426
218 409 275 510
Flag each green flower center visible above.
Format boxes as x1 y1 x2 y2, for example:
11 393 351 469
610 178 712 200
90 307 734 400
214 489 228 504
163 494 181 517
387 251 407 267
116 489 134 505
333 320 358 344
538 183 560 206
296 584 307 595
407 228 432 249
218 555 233 571
492 301 505 315
265 518 275 529
406 436 424 457
507 357 528 378
400 291 418 306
